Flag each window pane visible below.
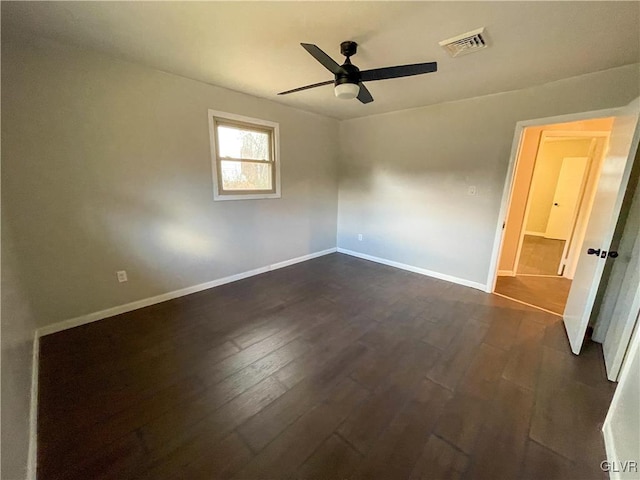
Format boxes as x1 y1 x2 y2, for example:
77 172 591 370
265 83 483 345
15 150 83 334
220 160 273 191
217 125 270 161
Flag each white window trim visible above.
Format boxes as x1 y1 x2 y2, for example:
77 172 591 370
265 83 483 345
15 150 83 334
208 109 281 201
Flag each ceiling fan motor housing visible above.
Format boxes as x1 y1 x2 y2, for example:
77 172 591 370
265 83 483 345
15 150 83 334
335 62 361 86
336 41 360 86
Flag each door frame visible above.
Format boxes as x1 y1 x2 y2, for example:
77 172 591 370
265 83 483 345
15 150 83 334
511 133 605 278
486 106 633 293
510 133 551 275
539 134 611 279
561 137 612 279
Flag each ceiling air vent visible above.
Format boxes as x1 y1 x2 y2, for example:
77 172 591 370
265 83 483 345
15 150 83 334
439 27 488 57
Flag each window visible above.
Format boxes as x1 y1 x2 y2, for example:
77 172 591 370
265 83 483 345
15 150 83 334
208 110 280 201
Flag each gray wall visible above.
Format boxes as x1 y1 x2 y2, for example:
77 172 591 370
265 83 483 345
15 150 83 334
337 64 640 286
2 36 339 329
1 226 38 480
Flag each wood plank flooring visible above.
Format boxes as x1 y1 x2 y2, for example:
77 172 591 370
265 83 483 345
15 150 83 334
495 275 572 315
37 253 615 479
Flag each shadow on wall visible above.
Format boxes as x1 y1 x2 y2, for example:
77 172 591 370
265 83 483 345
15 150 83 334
7 138 331 327
4 172 231 328
6 157 336 330
338 165 497 280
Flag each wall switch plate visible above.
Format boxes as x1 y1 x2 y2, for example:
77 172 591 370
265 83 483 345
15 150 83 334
358 234 363 241
468 185 477 196
116 270 128 283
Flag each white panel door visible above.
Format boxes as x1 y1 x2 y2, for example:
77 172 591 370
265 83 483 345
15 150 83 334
545 156 589 240
563 102 640 355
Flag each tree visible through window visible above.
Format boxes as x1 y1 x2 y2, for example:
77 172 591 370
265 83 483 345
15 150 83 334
209 111 280 200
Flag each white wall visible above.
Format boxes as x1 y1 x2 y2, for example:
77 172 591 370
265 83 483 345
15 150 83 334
337 64 640 286
1 36 339 329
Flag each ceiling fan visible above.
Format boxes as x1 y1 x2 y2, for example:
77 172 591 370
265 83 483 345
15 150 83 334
278 41 438 104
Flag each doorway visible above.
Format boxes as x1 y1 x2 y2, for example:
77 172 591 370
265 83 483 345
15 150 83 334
493 118 614 315
487 99 640 366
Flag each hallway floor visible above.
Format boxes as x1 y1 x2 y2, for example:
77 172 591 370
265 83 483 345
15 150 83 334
517 234 566 276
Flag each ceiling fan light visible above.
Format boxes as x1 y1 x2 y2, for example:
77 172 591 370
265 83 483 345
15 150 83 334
334 83 360 100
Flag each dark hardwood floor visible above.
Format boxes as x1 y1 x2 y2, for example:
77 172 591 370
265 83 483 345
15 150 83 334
38 253 615 479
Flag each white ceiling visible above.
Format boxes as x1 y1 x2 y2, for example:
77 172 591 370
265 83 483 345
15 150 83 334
3 1 639 120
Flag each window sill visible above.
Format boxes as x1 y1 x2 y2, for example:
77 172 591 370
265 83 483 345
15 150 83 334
213 192 281 201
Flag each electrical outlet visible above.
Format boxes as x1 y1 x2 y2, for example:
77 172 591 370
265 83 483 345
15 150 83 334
358 234 363 241
116 270 128 283
468 185 477 196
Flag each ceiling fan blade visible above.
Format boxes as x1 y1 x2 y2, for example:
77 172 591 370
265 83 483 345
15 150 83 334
360 62 437 82
357 83 374 104
278 79 334 96
301 43 344 75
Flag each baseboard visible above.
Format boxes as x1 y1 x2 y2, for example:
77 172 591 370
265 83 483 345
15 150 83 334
27 333 39 480
336 248 486 292
497 270 516 277
37 247 337 338
517 274 562 278
524 230 546 237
